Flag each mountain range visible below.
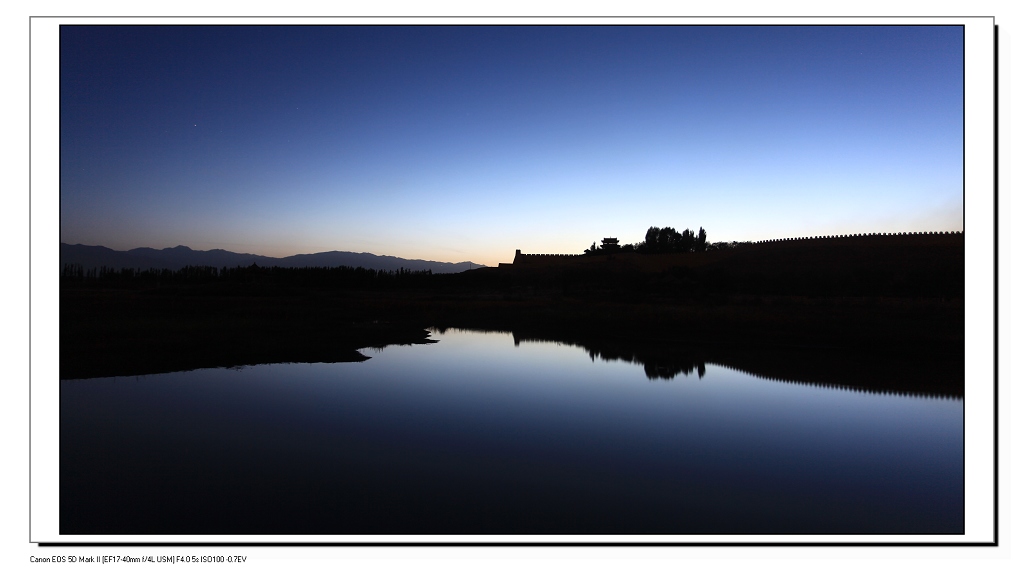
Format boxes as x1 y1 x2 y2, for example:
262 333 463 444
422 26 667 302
60 243 485 274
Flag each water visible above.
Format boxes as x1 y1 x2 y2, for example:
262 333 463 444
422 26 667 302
60 329 963 535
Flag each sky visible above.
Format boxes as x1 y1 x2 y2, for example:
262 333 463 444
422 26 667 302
59 25 964 266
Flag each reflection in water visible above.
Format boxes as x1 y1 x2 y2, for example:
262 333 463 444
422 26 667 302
495 327 962 398
513 332 707 381
61 328 963 536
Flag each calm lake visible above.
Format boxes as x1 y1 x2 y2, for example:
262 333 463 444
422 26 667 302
61 328 963 535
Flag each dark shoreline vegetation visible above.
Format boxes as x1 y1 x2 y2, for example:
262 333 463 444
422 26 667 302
60 233 964 397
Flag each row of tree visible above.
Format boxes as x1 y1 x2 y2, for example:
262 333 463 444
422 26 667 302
60 263 434 288
584 226 710 255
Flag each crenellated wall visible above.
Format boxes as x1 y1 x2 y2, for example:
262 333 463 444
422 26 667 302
753 231 962 244
512 249 586 267
504 231 963 269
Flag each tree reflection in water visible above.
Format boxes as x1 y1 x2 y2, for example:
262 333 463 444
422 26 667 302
492 328 962 399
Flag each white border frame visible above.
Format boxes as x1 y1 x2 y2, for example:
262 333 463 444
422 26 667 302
31 16 996 544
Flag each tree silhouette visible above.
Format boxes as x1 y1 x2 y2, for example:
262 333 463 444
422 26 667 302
644 226 660 252
588 225 708 255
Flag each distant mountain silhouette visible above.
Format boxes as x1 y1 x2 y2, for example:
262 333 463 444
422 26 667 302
60 243 485 273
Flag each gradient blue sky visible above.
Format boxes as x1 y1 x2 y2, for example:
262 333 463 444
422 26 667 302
60 25 963 265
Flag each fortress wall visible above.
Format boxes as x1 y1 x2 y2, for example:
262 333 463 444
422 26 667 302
507 231 963 269
752 231 963 247
512 252 586 266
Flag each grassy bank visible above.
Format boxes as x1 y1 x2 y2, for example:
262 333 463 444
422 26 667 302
60 280 963 387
